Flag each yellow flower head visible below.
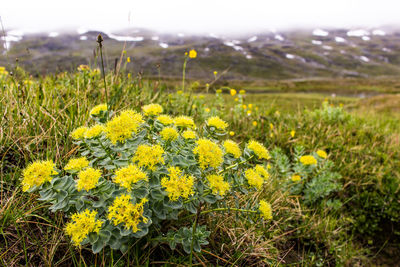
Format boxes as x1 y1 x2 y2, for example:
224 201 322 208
105 110 144 144
127 56 131 63
249 104 253 109
71 126 88 140
252 121 257 126
84 124 105 139
290 130 296 138
132 144 165 170
189 49 197 58
234 97 239 102
78 65 90 71
291 174 301 182
64 157 89 172
156 115 174 125
207 116 228 131
216 89 222 94
213 71 218 76
317 150 328 159
300 155 317 165
161 166 194 201
22 160 57 192
142 104 163 116
248 140 270 160
107 195 148 232
245 168 264 190
76 167 101 192
114 164 148 191
65 209 103 246
230 89 237 96
206 174 230 196
90 104 107 116
223 140 241 158
160 127 178 141
255 165 269 180
229 131 235 136
242 105 247 110
193 138 223 169
239 89 246 95
182 130 196 139
259 200 272 220
174 116 195 129
205 108 210 113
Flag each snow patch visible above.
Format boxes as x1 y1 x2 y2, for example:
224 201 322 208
382 47 391 52
322 45 333 50
313 29 329 36
247 36 257 42
274 34 284 41
372 29 386 36
335 36 346 43
108 33 144 42
159 42 168 48
151 36 159 41
80 36 87 40
362 36 370 41
311 40 322 45
48 32 59 38
246 54 252 59
360 56 369 62
286 54 295 59
347 29 369 37
204 47 210 52
177 33 184 37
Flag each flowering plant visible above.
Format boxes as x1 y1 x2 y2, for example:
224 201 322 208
21 103 273 255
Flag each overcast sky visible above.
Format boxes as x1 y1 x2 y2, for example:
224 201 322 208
2 0 400 34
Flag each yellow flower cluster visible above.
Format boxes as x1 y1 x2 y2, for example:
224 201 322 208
90 104 107 116
71 126 88 140
206 174 230 196
107 195 148 232
76 167 101 191
248 140 271 160
156 115 174 125
239 89 246 95
142 103 163 116
230 89 237 96
0 66 8 76
105 110 143 144
189 49 197 58
84 124 105 139
65 209 103 246
207 116 228 131
132 144 165 170
193 138 223 169
223 140 241 158
77 65 90 71
22 160 57 192
245 168 264 190
174 116 195 129
300 155 317 165
114 164 148 191
161 166 194 201
64 157 89 171
291 174 301 182
255 165 269 180
259 200 272 220
160 127 178 141
182 130 196 139
317 150 328 159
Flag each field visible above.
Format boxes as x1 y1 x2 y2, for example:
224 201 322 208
1 45 400 267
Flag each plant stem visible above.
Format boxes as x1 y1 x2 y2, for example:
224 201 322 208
182 57 188 92
97 34 108 109
189 204 201 267
217 155 254 175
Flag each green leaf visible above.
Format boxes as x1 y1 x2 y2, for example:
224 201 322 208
92 239 105 254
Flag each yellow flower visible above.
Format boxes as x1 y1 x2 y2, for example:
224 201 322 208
247 111 252 116
161 166 194 201
127 57 131 63
207 116 228 131
76 167 101 192
234 97 239 102
230 89 237 96
317 150 328 159
189 49 197 58
177 90 183 95
242 105 247 110
142 103 163 116
252 121 257 126
182 130 196 139
64 157 89 172
65 209 103 246
229 131 235 136
291 174 301 182
270 133 274 138
207 174 230 196
255 165 269 180
22 160 57 192
193 138 223 169
216 89 222 94
78 65 90 71
107 195 148 232
213 71 218 76
205 108 210 113
239 89 246 95
269 123 274 130
245 168 264 190
114 164 148 191
156 115 174 125
259 200 272 220
174 116 195 129
105 110 144 144
249 104 253 109
290 130 295 138
90 104 107 116
160 127 178 141
223 140 241 158
300 155 317 165
132 144 165 170
248 140 270 160
71 126 88 140
84 124 105 139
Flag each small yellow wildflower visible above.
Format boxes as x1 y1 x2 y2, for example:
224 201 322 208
234 97 239 102
207 116 228 131
105 110 143 144
213 71 218 76
76 167 101 192
207 174 230 196
84 124 105 139
252 121 257 126
161 166 194 201
107 195 148 232
189 49 197 58
229 131 235 136
71 126 88 140
269 123 274 130
317 150 328 159
205 108 210 113
22 160 57 192
182 130 196 139
248 140 271 160
247 111 252 116
291 174 301 182
245 168 264 190
132 144 165 170
300 155 317 165
127 57 131 63
160 127 178 141
114 164 148 191
230 89 237 96
259 200 272 220
223 140 241 158
64 157 89 172
177 90 183 95
249 104 253 109
290 130 296 138
142 103 163 116
65 209 103 246
255 165 269 180
270 133 274 138
193 138 223 169
239 89 246 95
216 89 222 94
90 104 107 116
174 116 195 129
78 65 90 71
242 105 247 110
156 114 174 125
